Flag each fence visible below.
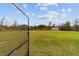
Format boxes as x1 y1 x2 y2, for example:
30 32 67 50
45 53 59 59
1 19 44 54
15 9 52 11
0 3 29 56
7 39 29 56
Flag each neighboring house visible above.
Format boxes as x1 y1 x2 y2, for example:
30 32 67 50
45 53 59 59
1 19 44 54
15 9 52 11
51 28 59 30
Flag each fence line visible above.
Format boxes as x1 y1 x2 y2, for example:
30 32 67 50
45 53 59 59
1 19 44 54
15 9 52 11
6 39 28 56
11 3 30 56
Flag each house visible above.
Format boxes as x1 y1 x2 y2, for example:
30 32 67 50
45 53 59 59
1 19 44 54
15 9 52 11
51 27 59 30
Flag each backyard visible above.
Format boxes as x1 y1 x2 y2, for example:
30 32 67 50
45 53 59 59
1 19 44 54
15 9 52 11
0 30 79 56
30 30 79 56
0 31 28 56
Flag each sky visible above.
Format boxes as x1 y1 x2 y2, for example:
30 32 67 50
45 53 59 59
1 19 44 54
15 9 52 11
0 3 79 26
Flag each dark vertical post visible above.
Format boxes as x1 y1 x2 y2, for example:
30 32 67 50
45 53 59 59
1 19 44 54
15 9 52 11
27 16 29 56
12 3 29 56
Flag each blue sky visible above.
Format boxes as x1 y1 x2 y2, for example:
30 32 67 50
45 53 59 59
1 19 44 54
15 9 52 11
0 3 79 26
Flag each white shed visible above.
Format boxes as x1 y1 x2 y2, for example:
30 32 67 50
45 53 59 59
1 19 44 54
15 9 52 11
51 28 59 30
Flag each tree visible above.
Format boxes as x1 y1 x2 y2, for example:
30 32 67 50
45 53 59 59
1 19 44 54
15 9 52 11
58 21 71 31
37 24 48 30
52 24 56 28
11 21 18 30
64 21 71 31
58 24 65 30
73 19 79 31
13 21 17 27
33 25 38 30
48 21 52 30
0 17 6 30
0 17 5 26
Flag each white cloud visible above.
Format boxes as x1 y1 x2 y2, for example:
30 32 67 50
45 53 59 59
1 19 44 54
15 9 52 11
38 11 59 21
62 9 66 12
26 12 29 16
61 13 67 18
32 13 35 16
61 8 72 13
40 7 47 10
67 8 72 12
55 3 58 7
48 11 59 16
48 3 58 7
23 4 27 8
0 16 9 20
36 3 58 10
5 16 10 19
0 16 3 20
36 3 48 10
61 8 72 18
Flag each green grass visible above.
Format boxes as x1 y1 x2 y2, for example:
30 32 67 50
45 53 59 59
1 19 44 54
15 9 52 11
0 31 27 56
1 30 79 56
29 30 79 56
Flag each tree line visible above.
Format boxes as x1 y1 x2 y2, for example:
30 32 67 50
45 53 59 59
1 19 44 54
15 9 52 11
0 17 28 31
29 19 79 31
0 17 79 31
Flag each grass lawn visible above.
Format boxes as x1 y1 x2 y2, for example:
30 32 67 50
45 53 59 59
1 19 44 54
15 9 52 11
0 31 28 56
29 30 79 56
1 30 79 56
